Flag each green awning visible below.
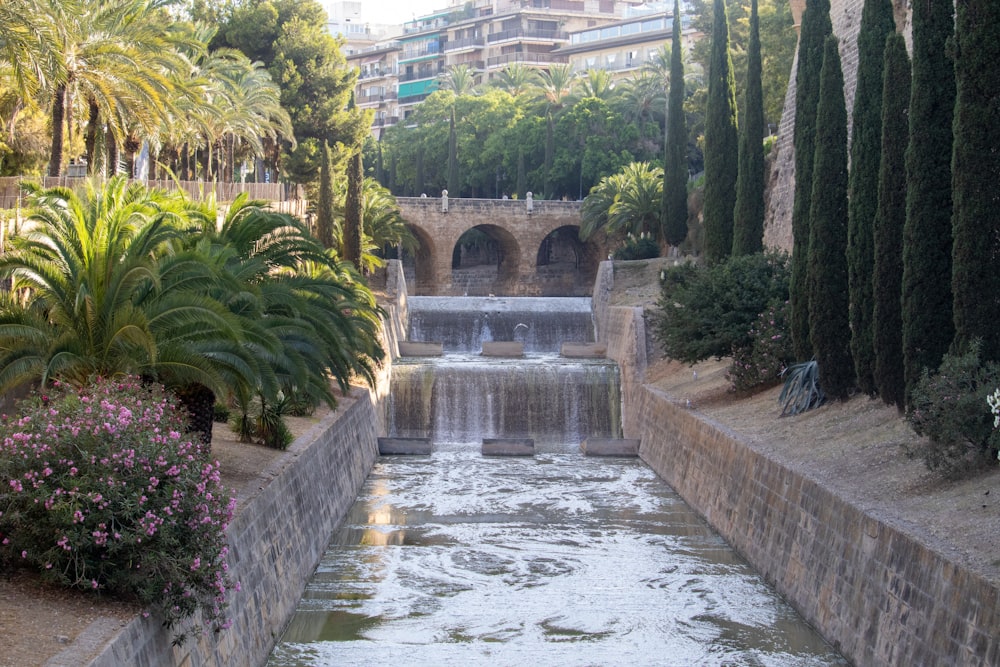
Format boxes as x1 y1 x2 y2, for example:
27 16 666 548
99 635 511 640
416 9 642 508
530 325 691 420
398 79 438 98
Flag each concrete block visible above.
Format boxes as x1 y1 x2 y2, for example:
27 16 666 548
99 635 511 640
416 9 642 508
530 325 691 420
399 341 443 356
580 438 640 457
378 437 433 455
482 438 535 456
481 341 524 357
561 342 607 358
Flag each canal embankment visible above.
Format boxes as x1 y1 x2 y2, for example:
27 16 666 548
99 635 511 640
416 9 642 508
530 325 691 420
593 259 1000 667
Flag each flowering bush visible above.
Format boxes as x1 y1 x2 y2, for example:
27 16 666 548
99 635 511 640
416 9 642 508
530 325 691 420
907 343 1000 478
727 300 794 393
0 377 237 643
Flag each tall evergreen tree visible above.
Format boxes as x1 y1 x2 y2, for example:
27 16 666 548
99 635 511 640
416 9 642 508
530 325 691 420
901 0 955 402
789 0 832 360
448 106 459 196
316 140 335 248
732 0 765 256
701 0 739 263
662 0 689 249
344 95 363 267
951 0 1000 363
847 0 896 396
873 33 910 411
808 36 853 400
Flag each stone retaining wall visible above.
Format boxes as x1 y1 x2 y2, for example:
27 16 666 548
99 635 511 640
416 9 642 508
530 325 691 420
595 283 1000 666
74 390 380 667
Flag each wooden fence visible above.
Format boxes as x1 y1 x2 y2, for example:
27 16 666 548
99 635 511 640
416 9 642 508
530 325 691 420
0 177 299 209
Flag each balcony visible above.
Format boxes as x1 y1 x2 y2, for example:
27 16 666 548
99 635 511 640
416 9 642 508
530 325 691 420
487 52 569 68
359 91 399 105
373 116 400 127
487 29 568 44
444 36 486 52
399 66 444 83
358 67 397 81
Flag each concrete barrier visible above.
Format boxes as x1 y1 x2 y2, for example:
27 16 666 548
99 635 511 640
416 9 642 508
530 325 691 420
561 342 607 358
482 438 535 456
580 437 639 457
481 341 524 357
378 437 433 455
399 341 444 356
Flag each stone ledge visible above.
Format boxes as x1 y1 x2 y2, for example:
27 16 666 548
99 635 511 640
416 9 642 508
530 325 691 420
378 437 433 455
561 342 607 358
481 341 524 357
399 341 443 357
580 437 639 457
482 438 535 456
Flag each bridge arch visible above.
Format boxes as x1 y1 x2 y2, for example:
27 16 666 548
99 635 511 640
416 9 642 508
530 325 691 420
396 197 608 296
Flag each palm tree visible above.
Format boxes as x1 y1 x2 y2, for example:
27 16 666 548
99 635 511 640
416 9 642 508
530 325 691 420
531 63 576 114
491 63 541 99
0 177 252 401
438 64 479 95
580 162 664 241
0 0 63 103
47 0 182 176
574 68 617 101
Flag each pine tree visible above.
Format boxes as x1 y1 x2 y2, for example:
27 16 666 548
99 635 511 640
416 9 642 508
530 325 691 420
662 0 689 249
808 36 853 400
847 0 896 396
316 139 335 249
732 0 764 256
873 32 910 411
789 0 832 360
701 0 739 263
951 0 1000 363
901 0 955 403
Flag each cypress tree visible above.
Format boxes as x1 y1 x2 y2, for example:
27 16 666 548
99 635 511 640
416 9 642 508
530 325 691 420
732 0 764 256
544 112 554 198
951 0 1000 363
847 0 896 396
808 36 853 400
701 0 739 263
873 33 910 411
662 0 689 249
901 0 955 403
448 106 459 196
344 146 364 267
316 139 335 249
789 0 832 360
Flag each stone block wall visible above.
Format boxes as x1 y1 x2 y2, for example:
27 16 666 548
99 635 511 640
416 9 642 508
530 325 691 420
634 387 999 666
593 282 1000 666
80 390 381 667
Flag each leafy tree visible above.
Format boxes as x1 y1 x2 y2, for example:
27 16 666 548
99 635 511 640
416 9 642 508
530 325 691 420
902 0 955 403
847 0 896 396
951 0 1000 363
732 0 765 257
662 0 689 249
808 36 853 400
655 252 790 363
873 33 910 411
448 106 459 195
789 0 832 360
551 97 637 200
702 0 739 263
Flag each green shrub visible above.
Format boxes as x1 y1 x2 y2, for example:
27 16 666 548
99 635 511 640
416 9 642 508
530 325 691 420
655 252 790 364
231 394 294 450
213 402 231 423
907 342 1000 478
613 233 660 260
0 378 236 643
727 300 794 392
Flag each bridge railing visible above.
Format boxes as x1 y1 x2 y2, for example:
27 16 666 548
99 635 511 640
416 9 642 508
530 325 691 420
396 196 581 216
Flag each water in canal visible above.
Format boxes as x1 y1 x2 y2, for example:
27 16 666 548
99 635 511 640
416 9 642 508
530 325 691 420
267 298 846 666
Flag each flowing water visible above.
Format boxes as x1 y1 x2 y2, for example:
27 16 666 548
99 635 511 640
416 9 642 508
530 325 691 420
267 298 846 666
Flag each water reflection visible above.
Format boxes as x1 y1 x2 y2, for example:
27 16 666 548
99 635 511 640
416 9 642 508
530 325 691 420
269 446 846 666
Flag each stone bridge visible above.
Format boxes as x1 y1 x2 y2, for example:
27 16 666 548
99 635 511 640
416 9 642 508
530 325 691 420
395 195 610 297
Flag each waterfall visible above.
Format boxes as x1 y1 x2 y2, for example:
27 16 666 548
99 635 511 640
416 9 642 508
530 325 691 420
389 297 621 446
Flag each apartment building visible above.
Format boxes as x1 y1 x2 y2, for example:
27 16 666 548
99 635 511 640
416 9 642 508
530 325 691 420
343 1 693 138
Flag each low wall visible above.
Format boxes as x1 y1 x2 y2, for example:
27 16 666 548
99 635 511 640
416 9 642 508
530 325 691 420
594 273 1000 666
76 389 380 667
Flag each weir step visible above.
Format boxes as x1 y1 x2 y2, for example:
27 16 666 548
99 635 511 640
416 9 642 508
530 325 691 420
378 437 433 455
399 341 444 357
482 438 535 456
561 342 607 358
481 341 524 357
580 438 640 457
